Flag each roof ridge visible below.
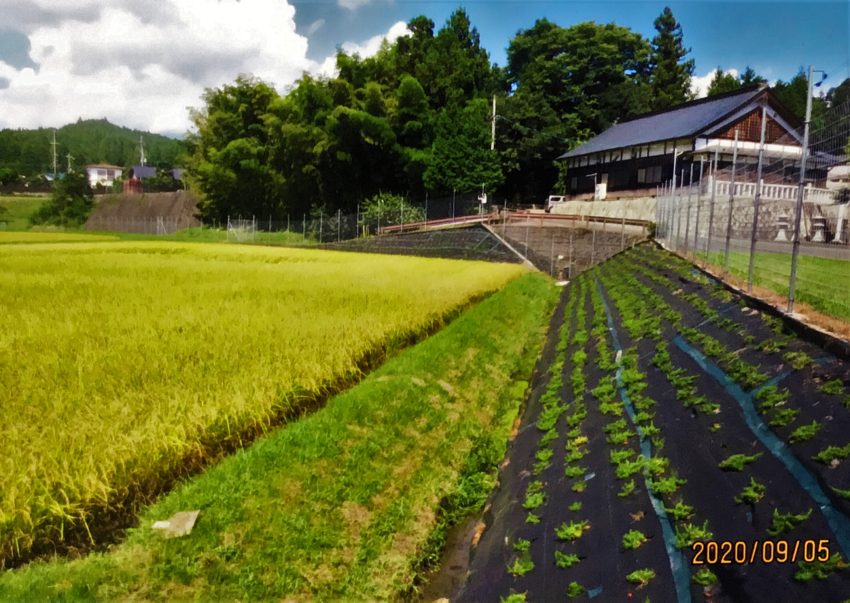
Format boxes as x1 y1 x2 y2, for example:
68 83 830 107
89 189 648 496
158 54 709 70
616 84 765 125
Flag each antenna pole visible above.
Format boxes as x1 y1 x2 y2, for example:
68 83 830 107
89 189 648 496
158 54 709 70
51 130 59 179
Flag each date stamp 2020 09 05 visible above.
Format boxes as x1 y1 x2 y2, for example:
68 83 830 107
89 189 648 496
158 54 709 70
691 539 831 565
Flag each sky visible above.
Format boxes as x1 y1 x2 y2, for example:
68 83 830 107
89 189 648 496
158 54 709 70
0 0 847 137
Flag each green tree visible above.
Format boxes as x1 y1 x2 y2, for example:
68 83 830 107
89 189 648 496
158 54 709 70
773 69 828 124
424 98 502 194
186 75 283 221
501 18 648 199
740 66 767 87
827 77 850 108
30 171 93 227
648 7 695 110
706 68 741 96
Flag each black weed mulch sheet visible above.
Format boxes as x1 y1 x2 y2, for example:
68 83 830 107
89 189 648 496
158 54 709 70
457 245 850 603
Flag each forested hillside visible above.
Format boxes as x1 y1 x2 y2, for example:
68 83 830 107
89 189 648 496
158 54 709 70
0 119 184 178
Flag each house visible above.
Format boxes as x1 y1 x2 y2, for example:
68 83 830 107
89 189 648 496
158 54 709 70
558 85 807 200
85 164 124 188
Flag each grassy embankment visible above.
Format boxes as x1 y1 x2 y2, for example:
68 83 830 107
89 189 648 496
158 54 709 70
0 268 558 599
0 194 47 230
0 238 530 569
700 250 850 322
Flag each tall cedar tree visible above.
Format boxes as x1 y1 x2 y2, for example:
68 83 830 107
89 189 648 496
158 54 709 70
649 7 695 110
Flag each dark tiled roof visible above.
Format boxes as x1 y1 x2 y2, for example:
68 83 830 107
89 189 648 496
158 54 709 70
132 165 157 179
559 87 765 159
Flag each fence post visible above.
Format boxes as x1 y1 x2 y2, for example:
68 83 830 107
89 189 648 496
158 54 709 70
337 209 341 242
269 215 272 232
788 65 815 313
591 225 597 265
524 217 529 258
723 129 740 278
400 202 404 233
675 168 684 251
693 157 704 256
621 209 626 251
705 148 719 266
452 188 456 221
747 106 768 293
684 163 694 256
302 214 306 239
550 231 555 276
355 204 360 238
319 211 323 242
287 214 290 233
568 232 573 279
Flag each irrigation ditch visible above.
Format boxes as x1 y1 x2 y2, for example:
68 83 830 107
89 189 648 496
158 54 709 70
451 242 850 602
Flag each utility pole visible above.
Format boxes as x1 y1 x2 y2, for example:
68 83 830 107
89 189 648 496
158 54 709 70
491 95 496 151
139 135 146 166
51 130 59 179
66 153 74 172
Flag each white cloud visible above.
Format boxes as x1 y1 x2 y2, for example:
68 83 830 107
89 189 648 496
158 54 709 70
0 6 413 135
340 21 409 58
0 0 313 134
337 0 374 11
305 19 326 37
691 68 739 99
316 21 410 79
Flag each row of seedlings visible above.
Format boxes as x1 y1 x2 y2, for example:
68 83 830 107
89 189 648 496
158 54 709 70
601 249 850 591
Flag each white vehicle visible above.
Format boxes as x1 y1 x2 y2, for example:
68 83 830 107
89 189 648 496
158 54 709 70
544 195 567 212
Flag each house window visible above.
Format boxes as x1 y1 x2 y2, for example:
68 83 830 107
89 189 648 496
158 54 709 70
570 176 578 191
637 168 647 184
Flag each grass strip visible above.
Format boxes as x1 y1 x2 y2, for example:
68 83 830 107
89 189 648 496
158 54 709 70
0 272 558 601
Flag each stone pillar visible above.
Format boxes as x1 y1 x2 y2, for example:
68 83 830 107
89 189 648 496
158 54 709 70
775 213 790 242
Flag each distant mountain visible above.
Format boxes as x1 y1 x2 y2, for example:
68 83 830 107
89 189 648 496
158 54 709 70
0 119 186 176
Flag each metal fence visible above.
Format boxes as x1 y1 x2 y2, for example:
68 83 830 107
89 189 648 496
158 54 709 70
656 97 850 322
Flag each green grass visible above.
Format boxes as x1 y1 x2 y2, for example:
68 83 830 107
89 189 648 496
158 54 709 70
0 194 47 230
702 249 850 322
0 269 557 599
0 240 530 567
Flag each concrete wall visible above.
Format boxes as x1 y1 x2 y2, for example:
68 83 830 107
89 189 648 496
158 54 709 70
550 197 657 222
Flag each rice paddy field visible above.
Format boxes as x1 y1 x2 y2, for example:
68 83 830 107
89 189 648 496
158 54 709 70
0 234 528 568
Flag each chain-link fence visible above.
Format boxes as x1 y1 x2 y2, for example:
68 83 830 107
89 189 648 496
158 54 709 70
656 98 850 323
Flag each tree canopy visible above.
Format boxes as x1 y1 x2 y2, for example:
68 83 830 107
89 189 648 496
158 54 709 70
648 7 695 110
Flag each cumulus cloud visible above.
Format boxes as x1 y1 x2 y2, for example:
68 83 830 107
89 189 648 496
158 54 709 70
0 0 312 134
691 68 739 98
338 0 375 11
0 4 412 134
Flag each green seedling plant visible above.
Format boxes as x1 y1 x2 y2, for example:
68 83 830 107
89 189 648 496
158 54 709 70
718 452 763 471
665 501 694 521
692 568 718 587
814 443 850 464
564 465 586 479
501 594 527 603
649 475 686 496
768 408 799 428
674 521 713 548
618 479 636 498
626 568 656 588
526 513 540 525
555 551 581 569
767 508 813 537
784 351 813 370
788 421 820 444
735 477 767 505
794 554 849 582
513 538 531 553
566 581 585 598
508 556 535 577
523 481 546 511
622 529 648 550
819 379 844 396
555 520 590 541
569 501 582 512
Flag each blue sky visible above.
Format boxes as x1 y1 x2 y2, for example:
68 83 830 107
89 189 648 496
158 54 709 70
295 0 849 86
0 1 847 135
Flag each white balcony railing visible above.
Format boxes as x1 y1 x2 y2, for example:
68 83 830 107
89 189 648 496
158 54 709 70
712 180 835 204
